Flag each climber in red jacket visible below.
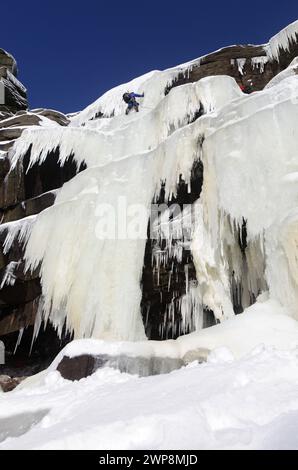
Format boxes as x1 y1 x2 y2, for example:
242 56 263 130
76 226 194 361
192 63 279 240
239 79 254 94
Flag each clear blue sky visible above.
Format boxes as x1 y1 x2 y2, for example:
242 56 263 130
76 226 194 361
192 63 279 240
1 0 297 113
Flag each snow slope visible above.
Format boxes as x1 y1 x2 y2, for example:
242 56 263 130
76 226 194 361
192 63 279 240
1 300 298 450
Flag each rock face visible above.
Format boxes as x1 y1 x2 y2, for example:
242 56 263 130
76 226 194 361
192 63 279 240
0 49 27 113
0 49 17 75
0 51 80 375
0 24 298 377
140 159 213 340
0 151 84 348
168 41 298 93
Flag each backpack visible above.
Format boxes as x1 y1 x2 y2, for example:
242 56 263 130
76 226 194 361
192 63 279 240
122 93 131 104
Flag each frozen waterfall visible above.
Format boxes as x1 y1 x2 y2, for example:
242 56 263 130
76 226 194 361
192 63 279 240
5 57 298 341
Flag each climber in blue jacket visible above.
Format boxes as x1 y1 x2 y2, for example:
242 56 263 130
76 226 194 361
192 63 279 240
123 91 145 115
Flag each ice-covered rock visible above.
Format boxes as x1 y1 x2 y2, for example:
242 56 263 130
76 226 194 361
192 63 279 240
1 21 298 373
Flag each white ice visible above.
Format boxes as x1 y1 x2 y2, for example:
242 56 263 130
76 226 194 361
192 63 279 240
251 56 268 73
5 28 298 342
8 76 241 340
266 19 298 61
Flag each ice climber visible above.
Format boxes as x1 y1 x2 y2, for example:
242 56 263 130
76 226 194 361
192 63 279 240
239 79 254 94
122 91 145 115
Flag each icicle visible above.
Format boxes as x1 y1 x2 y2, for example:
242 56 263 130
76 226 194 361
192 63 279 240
14 328 24 354
1 215 36 255
251 56 268 73
236 59 246 75
0 261 19 288
168 261 174 292
266 20 298 62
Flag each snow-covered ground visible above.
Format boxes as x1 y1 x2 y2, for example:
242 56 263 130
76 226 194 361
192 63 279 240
1 299 298 450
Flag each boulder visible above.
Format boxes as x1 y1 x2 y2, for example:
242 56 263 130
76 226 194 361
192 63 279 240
57 355 95 381
0 375 26 392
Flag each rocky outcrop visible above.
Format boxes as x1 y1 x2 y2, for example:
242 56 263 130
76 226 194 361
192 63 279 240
168 45 274 93
31 108 70 127
168 39 298 93
0 152 84 351
0 52 78 371
0 50 27 113
0 49 17 74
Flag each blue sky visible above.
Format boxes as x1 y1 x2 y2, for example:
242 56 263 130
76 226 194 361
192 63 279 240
1 0 297 113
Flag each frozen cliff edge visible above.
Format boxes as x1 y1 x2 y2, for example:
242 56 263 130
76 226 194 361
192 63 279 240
6 69 298 341
1 20 298 348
